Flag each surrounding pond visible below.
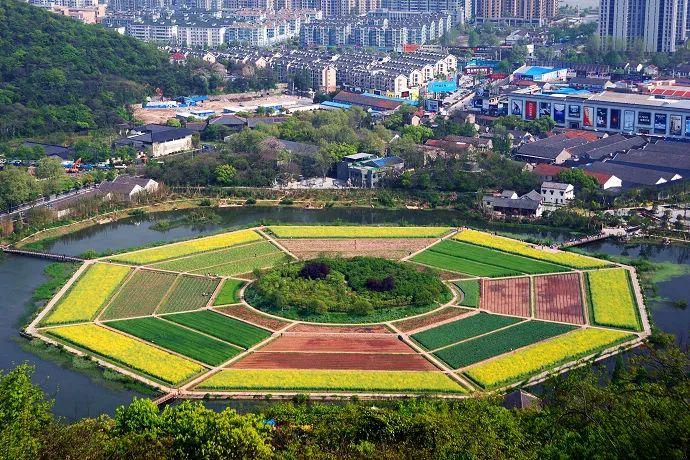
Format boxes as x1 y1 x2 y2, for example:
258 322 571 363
1 207 687 420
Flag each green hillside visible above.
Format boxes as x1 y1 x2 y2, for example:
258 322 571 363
0 0 209 139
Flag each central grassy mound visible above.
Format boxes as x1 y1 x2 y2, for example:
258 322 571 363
245 257 449 323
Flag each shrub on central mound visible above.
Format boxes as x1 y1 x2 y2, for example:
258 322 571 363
247 257 445 317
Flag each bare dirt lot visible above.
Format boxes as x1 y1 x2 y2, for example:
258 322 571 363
260 334 415 353
534 273 585 324
392 307 472 333
287 324 391 334
230 351 436 371
480 277 531 317
278 238 437 260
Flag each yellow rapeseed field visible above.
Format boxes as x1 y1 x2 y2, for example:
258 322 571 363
42 263 131 325
587 269 641 330
268 226 452 238
197 369 465 393
466 328 633 389
453 229 609 269
109 229 263 264
48 323 205 385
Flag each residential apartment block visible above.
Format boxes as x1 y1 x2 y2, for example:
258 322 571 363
473 0 558 25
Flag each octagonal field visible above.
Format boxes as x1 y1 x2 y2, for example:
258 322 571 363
27 225 649 398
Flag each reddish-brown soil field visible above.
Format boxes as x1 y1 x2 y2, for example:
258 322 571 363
214 305 291 331
392 307 472 333
229 352 436 370
534 273 585 324
480 277 531 317
260 334 414 353
278 238 437 260
287 324 391 334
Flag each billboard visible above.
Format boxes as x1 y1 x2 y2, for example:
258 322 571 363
638 111 651 125
568 104 581 119
654 113 667 134
583 106 594 127
424 99 440 112
525 100 537 120
623 110 635 131
539 102 552 118
554 103 566 124
670 115 682 136
686 117 690 137
610 109 621 130
511 100 522 116
596 108 608 128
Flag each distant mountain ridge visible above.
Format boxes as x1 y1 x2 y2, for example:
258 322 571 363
0 0 206 140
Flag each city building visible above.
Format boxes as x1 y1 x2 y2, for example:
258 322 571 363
115 124 195 157
473 0 558 25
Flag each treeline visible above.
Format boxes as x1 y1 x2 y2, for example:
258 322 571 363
1 335 688 459
0 0 215 139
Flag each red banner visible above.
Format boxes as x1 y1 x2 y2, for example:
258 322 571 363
525 101 537 120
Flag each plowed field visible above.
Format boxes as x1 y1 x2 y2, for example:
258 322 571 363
534 273 585 324
392 307 472 333
279 238 437 259
480 277 531 317
287 324 390 334
230 352 435 370
214 305 291 331
260 334 413 353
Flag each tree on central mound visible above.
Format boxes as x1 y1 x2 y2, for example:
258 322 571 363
247 257 446 320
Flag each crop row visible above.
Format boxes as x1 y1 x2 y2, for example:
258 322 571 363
411 312 523 350
465 328 634 389
190 252 289 277
157 275 220 314
153 241 279 273
162 310 271 349
454 280 479 307
100 270 177 320
267 225 451 239
109 229 263 265
47 323 204 385
412 251 520 277
196 369 465 393
213 279 245 306
106 317 240 366
42 263 131 326
586 269 642 330
453 229 609 269
434 320 576 369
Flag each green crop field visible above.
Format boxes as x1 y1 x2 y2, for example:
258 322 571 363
196 369 465 393
152 241 280 273
156 275 220 314
411 251 520 277
431 240 568 275
411 313 523 350
213 279 245 306
454 279 480 307
106 317 241 366
100 270 177 320
190 252 290 277
434 320 577 369
162 310 271 349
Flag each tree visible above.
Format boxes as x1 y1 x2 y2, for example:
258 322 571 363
215 164 237 185
556 169 599 193
0 167 41 211
165 118 182 127
35 157 65 180
400 125 433 144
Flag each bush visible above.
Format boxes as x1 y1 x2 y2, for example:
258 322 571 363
300 261 331 280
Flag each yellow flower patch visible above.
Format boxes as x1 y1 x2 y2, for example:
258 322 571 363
587 269 641 330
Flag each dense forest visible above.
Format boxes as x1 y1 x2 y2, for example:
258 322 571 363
0 0 211 139
1 334 687 459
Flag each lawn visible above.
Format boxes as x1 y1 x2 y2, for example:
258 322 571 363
46 323 205 385
109 229 263 265
586 269 642 330
196 369 465 393
430 240 568 275
41 263 131 326
152 241 280 273
106 317 241 366
411 251 520 277
162 310 271 349
434 320 576 369
100 270 177 320
465 328 634 389
156 275 220 314
213 279 245 306
190 252 290 277
454 280 480 307
453 229 609 269
267 226 452 239
411 313 523 350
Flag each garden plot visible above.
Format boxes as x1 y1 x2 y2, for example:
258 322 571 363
152 241 280 273
230 352 436 371
287 324 390 334
278 238 437 260
433 320 576 369
162 310 271 349
586 269 642 330
455 279 480 307
392 307 472 333
190 252 290 277
214 304 291 331
100 269 177 320
46 323 204 385
480 277 531 317
268 226 452 239
156 275 220 314
260 334 414 353
109 229 263 265
534 273 585 324
196 369 465 393
106 317 240 366
411 312 523 350
411 250 519 278
41 263 131 326
212 279 245 306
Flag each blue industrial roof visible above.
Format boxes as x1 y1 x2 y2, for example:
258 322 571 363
550 87 592 95
321 101 351 109
522 66 566 77
362 93 419 106
366 156 404 167
427 80 458 93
